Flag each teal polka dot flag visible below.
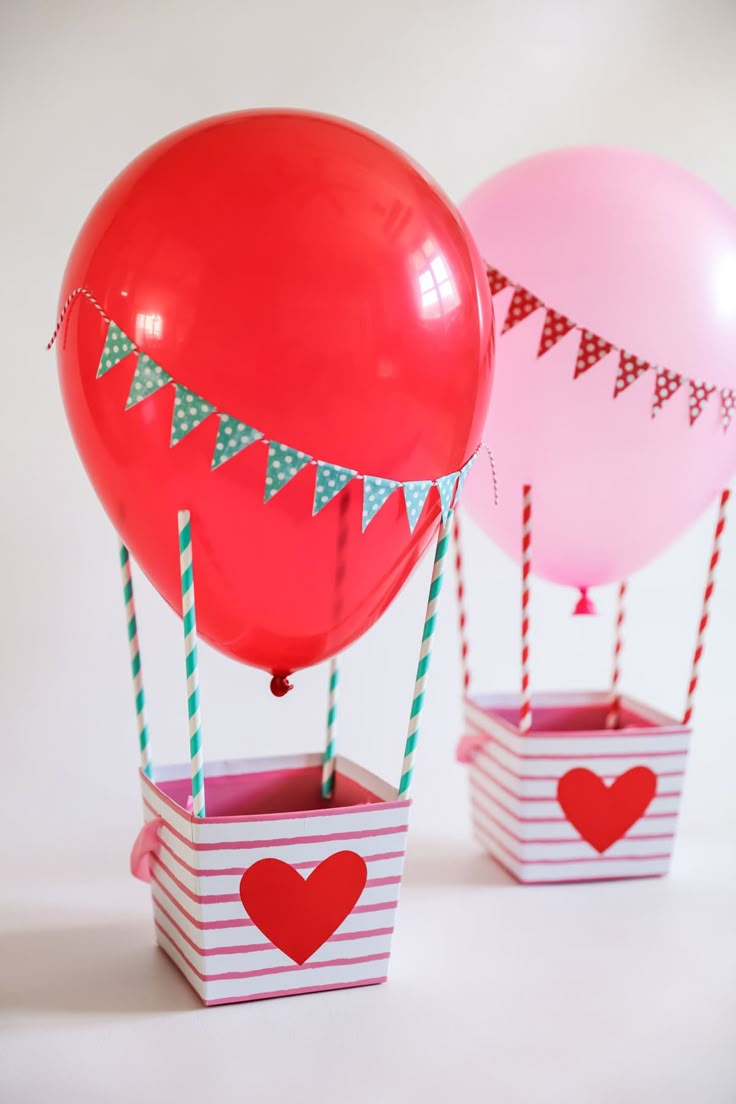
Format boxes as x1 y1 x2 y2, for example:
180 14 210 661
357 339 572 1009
436 472 460 526
313 461 357 515
265 441 312 502
402 480 433 533
212 414 263 470
362 475 400 531
97 322 135 378
89 311 483 532
125 353 172 409
170 385 216 447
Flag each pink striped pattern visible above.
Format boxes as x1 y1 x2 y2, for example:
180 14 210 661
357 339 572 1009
140 754 409 1004
519 486 532 733
461 691 690 884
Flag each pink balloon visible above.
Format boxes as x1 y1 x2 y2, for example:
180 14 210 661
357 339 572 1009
461 147 736 597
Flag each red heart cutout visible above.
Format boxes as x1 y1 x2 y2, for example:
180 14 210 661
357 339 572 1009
557 767 657 853
239 851 368 965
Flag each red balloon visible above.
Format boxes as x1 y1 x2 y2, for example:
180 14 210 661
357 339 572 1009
57 111 492 676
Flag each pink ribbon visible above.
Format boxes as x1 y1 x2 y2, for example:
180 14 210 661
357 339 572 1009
129 817 163 882
455 733 487 764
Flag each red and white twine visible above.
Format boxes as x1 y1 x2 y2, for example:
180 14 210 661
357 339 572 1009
519 484 532 733
45 287 111 350
683 488 730 725
452 513 471 694
604 580 627 729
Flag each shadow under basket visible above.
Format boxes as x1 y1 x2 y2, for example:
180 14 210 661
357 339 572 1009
139 754 411 1006
458 691 690 885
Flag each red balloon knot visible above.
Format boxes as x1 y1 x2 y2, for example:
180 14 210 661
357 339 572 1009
270 675 294 697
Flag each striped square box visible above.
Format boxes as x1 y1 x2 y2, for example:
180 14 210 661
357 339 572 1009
140 753 410 1005
460 691 690 884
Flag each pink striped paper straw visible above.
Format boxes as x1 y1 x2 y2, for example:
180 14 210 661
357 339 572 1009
604 580 627 730
452 513 471 695
519 485 532 733
683 488 730 725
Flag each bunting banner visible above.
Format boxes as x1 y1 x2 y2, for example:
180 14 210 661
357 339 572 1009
486 264 732 430
88 310 479 534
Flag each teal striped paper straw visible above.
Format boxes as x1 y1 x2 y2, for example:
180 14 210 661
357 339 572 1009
118 542 152 778
321 656 340 798
178 510 205 817
398 522 451 798
321 491 350 799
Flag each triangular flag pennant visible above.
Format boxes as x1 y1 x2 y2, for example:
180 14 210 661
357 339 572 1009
362 476 399 531
211 414 262 469
170 385 216 446
501 286 544 334
453 453 477 508
97 322 135 377
436 472 459 526
486 265 512 296
575 329 614 378
652 368 683 417
614 351 650 397
264 441 311 501
125 352 172 409
312 461 357 515
721 389 736 432
688 381 716 426
403 480 432 533
537 310 575 358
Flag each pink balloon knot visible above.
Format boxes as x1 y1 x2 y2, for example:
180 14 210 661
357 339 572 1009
456 733 487 763
573 587 597 616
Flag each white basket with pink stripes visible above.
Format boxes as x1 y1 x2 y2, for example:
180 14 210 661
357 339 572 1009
459 691 690 884
120 509 452 1006
451 485 730 886
135 753 410 1005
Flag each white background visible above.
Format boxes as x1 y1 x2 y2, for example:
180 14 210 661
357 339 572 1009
2 1 736 1101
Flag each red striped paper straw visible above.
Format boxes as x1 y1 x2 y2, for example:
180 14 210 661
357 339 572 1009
604 580 627 730
683 488 730 725
519 485 532 733
452 513 471 695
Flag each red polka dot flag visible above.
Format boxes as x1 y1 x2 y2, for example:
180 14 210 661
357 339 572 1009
538 310 575 358
652 369 683 417
576 329 614 379
614 351 651 397
501 286 544 333
688 381 716 425
485 264 732 430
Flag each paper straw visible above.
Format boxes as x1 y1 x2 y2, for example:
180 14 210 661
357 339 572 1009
322 656 340 798
604 580 628 730
519 485 532 733
118 541 152 778
398 522 451 798
178 510 205 817
321 491 350 799
452 513 471 694
683 488 730 725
